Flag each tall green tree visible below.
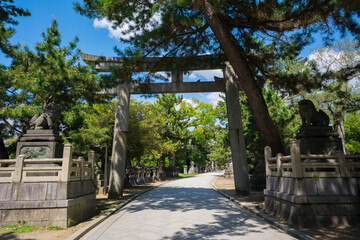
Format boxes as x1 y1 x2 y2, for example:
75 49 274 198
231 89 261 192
1 19 102 158
306 39 360 152
8 19 101 110
75 0 360 155
127 98 176 166
344 112 360 154
0 0 30 159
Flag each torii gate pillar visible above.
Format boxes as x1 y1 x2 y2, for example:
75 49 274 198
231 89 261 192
108 82 130 199
224 62 249 194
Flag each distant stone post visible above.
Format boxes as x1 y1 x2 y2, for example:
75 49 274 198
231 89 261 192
264 146 272 176
276 153 283 176
13 155 25 183
88 150 95 180
61 144 72 182
224 62 249 195
290 140 303 178
108 82 130 199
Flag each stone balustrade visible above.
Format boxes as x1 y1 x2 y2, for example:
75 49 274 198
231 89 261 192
0 144 96 228
264 140 360 227
0 144 94 183
265 140 360 179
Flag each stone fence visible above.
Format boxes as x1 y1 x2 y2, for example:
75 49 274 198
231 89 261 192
264 140 360 227
0 144 95 228
0 144 94 183
265 140 360 179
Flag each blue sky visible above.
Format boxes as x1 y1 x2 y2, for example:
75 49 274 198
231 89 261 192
0 0 326 105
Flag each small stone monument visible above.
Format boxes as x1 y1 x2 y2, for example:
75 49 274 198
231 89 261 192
16 103 63 159
183 165 188 175
296 99 343 155
188 161 195 174
224 159 234 179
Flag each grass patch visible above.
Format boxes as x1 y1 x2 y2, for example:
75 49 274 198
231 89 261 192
0 225 63 235
96 205 117 211
178 173 198 178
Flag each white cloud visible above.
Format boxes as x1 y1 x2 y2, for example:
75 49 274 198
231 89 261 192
206 92 222 105
308 47 360 88
196 69 223 81
93 12 161 41
93 18 123 40
182 98 198 107
188 73 197 80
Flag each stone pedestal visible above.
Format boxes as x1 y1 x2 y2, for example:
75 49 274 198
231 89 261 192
16 130 63 159
296 126 343 155
224 161 234 179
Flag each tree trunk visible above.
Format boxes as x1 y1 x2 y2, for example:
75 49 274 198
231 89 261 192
0 135 9 160
200 1 285 155
334 81 346 153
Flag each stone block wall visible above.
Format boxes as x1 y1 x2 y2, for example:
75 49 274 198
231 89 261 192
264 175 360 227
0 180 95 228
0 144 96 228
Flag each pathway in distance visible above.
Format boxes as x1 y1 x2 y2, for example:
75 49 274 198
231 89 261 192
81 172 296 240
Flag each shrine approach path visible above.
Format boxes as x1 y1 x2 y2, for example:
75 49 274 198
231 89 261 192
81 172 296 240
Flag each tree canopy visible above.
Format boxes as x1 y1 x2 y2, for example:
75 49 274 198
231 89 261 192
0 0 30 159
74 0 360 155
0 18 102 158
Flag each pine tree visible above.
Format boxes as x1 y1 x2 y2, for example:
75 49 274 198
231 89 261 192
0 0 30 159
74 0 360 155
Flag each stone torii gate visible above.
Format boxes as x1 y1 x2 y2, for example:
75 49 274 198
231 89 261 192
81 53 249 198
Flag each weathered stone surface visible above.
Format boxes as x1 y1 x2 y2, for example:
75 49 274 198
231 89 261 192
267 176 280 191
316 178 356 196
308 195 360 204
279 177 294 194
294 178 317 196
68 180 94 198
16 141 63 159
265 195 360 227
46 182 67 200
0 193 95 228
19 183 47 201
0 183 13 201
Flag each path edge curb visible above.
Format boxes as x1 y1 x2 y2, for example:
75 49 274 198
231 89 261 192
211 178 315 240
66 185 160 240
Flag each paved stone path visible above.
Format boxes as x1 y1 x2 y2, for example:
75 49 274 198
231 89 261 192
82 172 296 240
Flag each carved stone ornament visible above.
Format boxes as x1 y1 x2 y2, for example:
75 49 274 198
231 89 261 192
29 103 61 130
298 99 330 127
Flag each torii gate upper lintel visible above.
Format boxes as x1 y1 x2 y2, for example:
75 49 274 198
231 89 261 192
81 52 249 198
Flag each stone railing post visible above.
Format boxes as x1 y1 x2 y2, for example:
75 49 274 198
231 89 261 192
290 140 303 178
78 156 85 181
13 155 25 183
264 146 272 176
61 144 72 182
276 153 283 177
88 150 95 180
337 151 350 177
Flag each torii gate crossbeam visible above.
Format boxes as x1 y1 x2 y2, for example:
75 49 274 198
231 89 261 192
81 53 249 198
